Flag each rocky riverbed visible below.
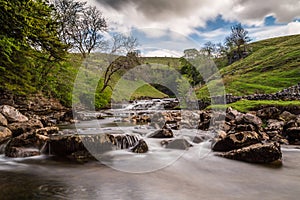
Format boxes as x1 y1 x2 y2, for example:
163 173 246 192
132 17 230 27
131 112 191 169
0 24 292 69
0 94 300 166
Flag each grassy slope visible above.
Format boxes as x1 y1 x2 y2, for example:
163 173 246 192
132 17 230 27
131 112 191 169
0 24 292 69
207 99 300 113
196 34 300 98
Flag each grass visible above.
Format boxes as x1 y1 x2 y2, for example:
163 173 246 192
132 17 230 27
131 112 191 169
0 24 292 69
109 79 168 102
207 99 300 113
196 34 300 98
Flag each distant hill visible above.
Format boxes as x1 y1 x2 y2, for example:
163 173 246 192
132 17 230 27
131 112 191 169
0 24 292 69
196 34 300 98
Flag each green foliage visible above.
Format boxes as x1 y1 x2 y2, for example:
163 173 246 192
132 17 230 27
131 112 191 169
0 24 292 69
179 57 203 86
0 0 66 94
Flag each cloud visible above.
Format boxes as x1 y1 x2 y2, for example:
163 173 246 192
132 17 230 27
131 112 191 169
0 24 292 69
249 21 300 40
93 0 300 36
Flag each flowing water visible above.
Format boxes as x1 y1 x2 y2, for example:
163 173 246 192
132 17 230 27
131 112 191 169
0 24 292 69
1 101 300 200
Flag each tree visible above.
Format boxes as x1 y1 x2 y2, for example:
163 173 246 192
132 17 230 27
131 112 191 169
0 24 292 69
100 51 140 93
201 41 216 57
183 48 200 59
0 0 66 92
99 34 139 92
225 23 251 62
53 0 108 58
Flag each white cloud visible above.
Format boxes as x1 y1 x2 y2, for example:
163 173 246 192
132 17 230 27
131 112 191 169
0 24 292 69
249 21 300 41
80 0 300 56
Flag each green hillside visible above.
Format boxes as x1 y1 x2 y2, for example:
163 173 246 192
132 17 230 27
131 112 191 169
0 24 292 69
196 34 300 98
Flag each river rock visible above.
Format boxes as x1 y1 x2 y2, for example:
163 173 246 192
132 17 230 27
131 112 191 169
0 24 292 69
226 107 242 121
48 135 86 156
6 147 40 158
161 138 192 150
218 142 282 164
0 113 8 126
279 111 296 122
212 131 261 152
0 126 12 143
35 127 59 136
256 107 281 119
147 128 173 138
8 119 43 137
285 127 300 144
130 139 148 153
106 133 140 149
5 132 48 157
236 113 262 128
0 105 28 123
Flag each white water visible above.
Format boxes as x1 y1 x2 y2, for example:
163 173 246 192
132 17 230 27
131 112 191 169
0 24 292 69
1 101 300 199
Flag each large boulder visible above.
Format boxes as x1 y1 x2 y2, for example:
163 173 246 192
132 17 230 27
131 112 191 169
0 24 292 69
212 131 261 152
0 105 28 123
218 142 282 164
5 132 48 157
0 126 12 143
48 135 86 156
8 119 43 137
130 139 148 153
0 113 8 126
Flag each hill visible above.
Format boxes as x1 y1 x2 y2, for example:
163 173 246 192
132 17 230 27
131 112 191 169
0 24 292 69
196 34 300 98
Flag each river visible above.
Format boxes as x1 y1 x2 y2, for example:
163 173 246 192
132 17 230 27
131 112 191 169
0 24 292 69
1 100 300 200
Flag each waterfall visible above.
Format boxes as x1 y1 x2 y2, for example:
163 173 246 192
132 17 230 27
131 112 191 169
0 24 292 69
0 140 10 154
108 134 140 150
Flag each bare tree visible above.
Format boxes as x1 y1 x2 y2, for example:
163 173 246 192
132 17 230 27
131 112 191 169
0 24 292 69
53 0 108 58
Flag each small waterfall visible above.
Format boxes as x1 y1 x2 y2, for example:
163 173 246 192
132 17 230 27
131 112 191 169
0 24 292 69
108 134 140 150
0 140 10 154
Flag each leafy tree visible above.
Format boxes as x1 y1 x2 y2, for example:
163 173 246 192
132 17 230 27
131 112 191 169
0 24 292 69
100 51 141 93
201 41 216 57
225 23 251 62
53 0 108 58
183 48 200 59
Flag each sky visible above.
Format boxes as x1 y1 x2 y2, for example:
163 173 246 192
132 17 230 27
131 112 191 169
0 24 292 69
83 0 300 57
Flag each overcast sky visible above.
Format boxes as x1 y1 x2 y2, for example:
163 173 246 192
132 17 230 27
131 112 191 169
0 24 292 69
82 0 300 56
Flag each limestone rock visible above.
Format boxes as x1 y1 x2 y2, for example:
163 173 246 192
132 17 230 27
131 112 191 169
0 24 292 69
161 138 192 150
0 105 28 123
5 132 47 157
130 139 148 153
6 147 40 158
8 119 43 137
148 128 173 138
0 126 12 143
0 113 8 126
212 131 261 152
218 142 282 164
285 127 300 144
257 107 281 119
279 111 296 122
